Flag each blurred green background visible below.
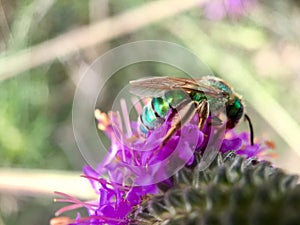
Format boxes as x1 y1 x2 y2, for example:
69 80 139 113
0 0 300 224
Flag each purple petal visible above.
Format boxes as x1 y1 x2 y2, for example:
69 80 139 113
220 137 242 153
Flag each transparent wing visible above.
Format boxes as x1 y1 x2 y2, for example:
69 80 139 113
128 86 167 98
197 147 219 171
130 76 227 98
197 124 226 171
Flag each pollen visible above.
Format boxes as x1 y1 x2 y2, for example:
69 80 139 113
265 140 276 149
50 217 71 225
95 109 110 131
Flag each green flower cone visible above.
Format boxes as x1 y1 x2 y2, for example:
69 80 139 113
129 151 300 225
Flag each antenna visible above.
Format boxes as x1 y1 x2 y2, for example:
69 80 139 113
244 114 254 146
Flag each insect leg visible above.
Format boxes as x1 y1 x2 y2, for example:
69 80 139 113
160 101 197 148
197 99 209 130
160 126 178 148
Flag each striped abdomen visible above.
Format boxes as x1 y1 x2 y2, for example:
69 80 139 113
137 90 207 136
138 97 170 136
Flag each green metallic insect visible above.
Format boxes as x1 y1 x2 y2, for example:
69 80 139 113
130 76 254 147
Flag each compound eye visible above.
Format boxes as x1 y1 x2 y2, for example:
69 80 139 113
226 98 244 128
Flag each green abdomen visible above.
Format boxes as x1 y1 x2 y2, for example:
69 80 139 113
138 96 170 136
138 90 206 136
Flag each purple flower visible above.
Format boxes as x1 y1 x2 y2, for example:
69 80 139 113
204 0 256 20
220 129 273 159
94 108 203 186
53 100 272 225
54 174 156 225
